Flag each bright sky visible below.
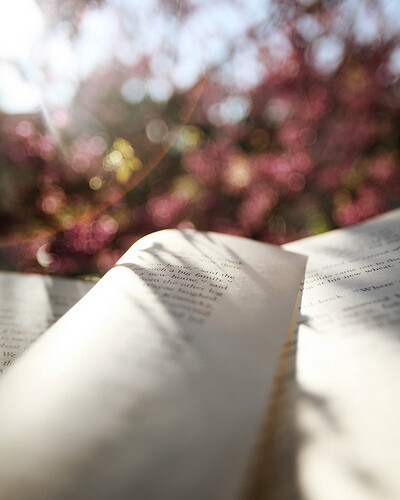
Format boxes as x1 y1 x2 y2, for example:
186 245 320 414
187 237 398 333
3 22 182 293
0 0 398 115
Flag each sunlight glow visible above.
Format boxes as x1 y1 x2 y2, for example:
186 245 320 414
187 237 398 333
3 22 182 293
0 0 43 60
0 0 44 113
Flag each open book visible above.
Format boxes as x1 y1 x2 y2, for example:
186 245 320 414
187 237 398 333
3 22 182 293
0 230 306 499
0 209 399 499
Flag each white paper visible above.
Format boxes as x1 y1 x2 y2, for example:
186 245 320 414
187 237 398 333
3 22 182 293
286 209 400 500
0 271 94 374
0 230 306 500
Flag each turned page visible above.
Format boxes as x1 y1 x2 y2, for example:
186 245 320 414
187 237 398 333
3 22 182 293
0 272 95 375
285 209 400 500
0 230 305 500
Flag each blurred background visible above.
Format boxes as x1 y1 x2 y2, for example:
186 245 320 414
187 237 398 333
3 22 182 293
1 0 400 275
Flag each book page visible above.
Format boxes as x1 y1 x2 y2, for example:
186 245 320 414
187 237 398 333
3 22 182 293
284 209 400 500
0 272 95 375
0 230 306 500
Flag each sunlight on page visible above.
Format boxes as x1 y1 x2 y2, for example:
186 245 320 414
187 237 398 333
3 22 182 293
286 209 400 500
0 230 305 499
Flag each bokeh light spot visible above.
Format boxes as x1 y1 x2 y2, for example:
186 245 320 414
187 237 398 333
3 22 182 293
15 120 34 138
264 98 291 126
225 157 251 190
175 126 203 152
311 35 344 75
36 244 53 268
146 119 168 144
113 138 134 158
121 77 146 104
41 195 60 214
102 138 142 183
103 150 123 171
89 176 103 190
